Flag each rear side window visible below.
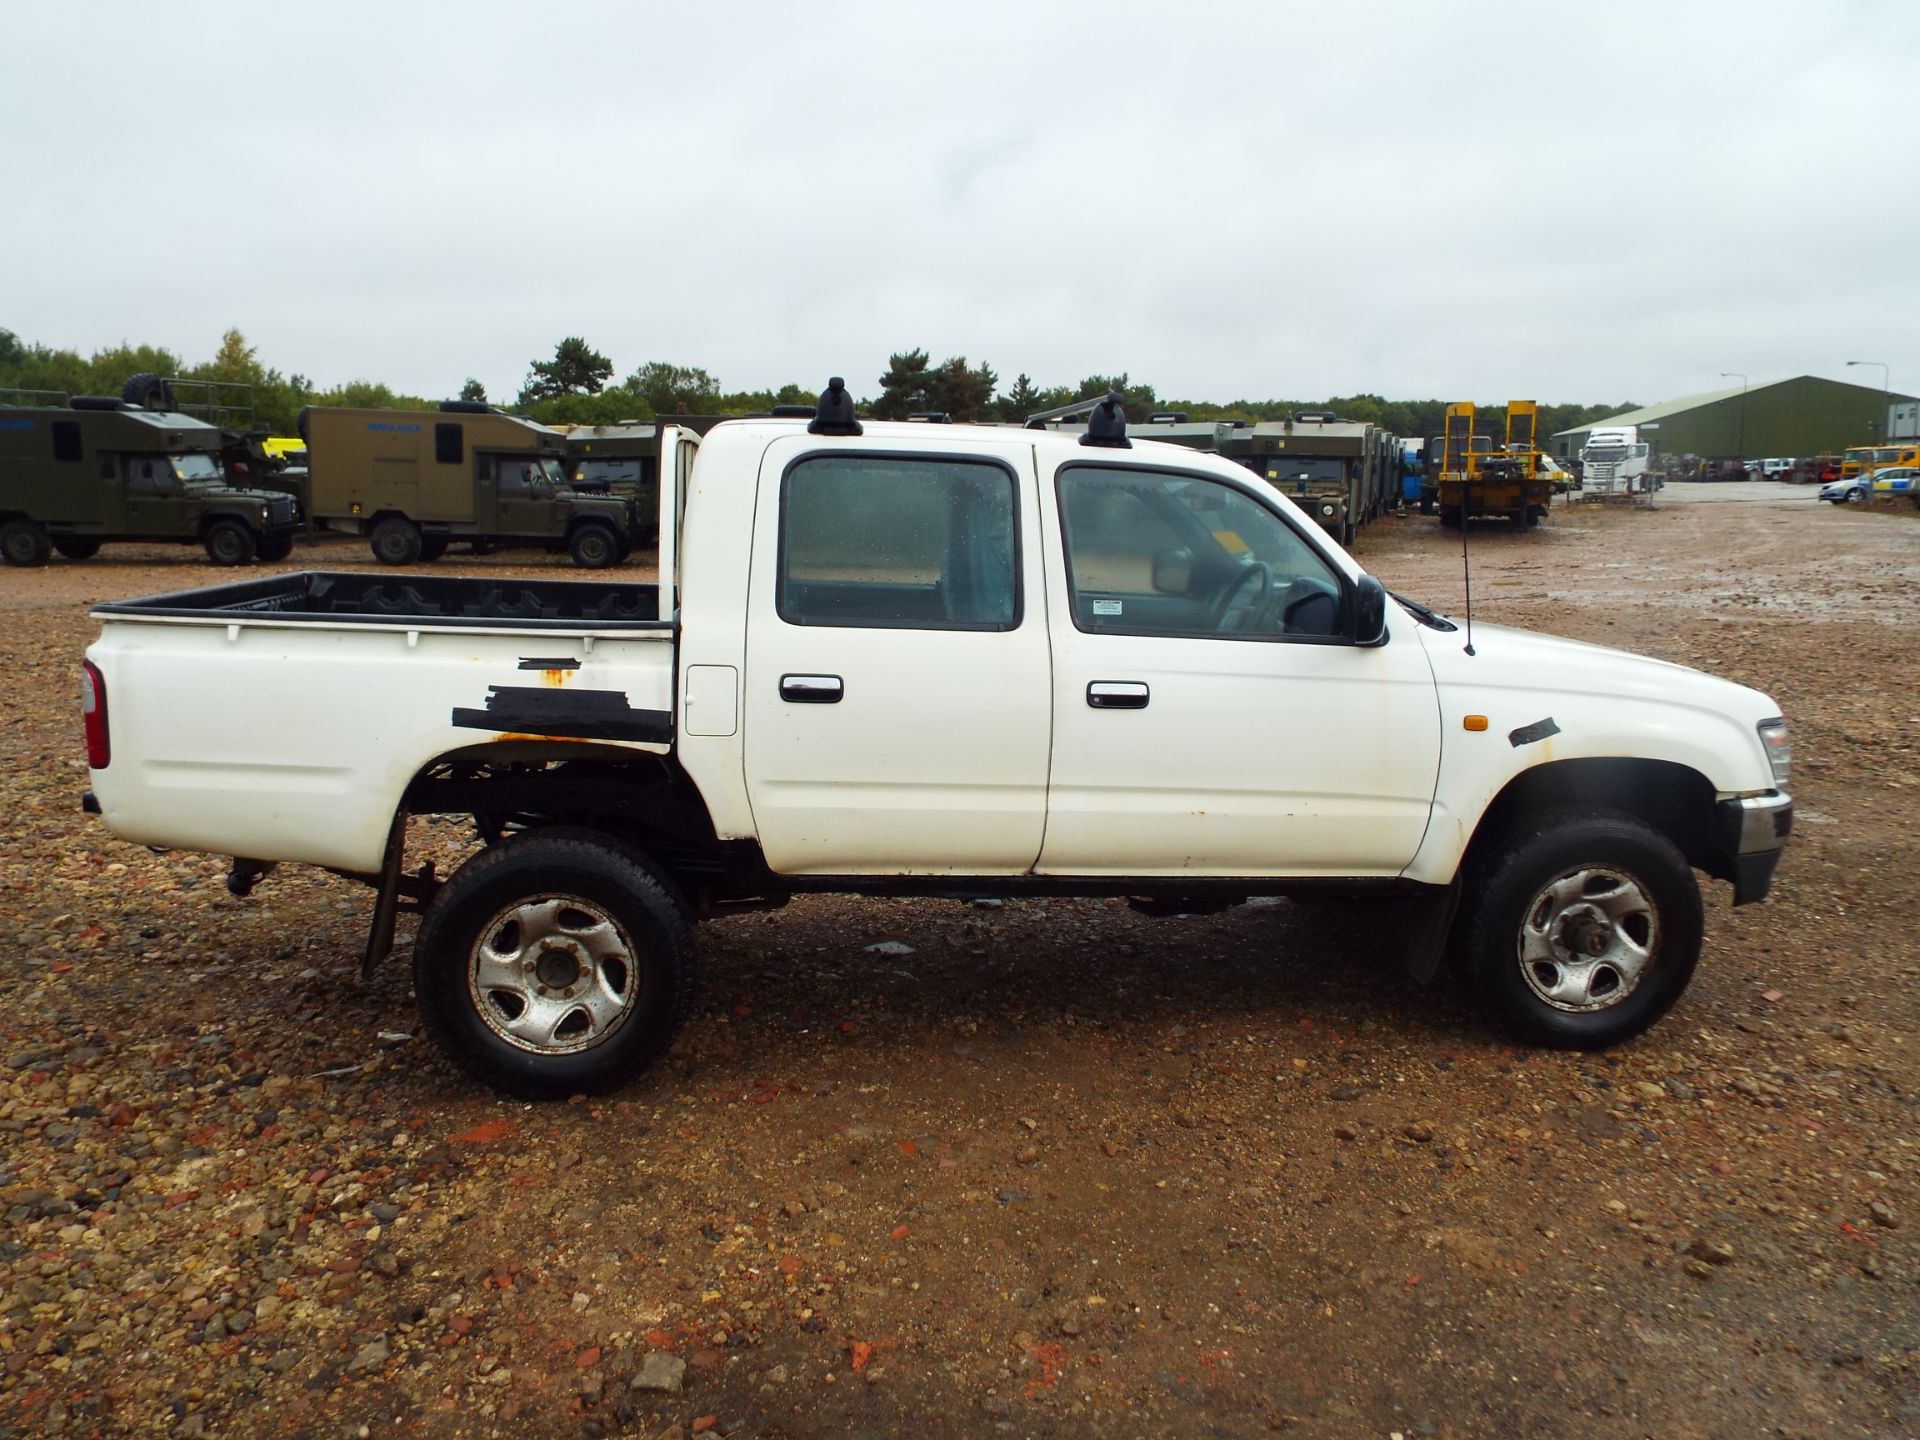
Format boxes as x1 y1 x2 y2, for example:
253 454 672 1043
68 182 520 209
51 421 82 463
778 454 1018 630
434 423 464 465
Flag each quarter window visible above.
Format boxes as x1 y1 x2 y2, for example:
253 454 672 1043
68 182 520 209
779 455 1018 630
1057 466 1345 639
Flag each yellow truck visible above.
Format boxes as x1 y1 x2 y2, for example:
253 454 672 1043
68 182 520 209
1436 401 1553 528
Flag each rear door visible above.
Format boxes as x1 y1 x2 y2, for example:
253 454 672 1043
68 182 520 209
741 436 1051 874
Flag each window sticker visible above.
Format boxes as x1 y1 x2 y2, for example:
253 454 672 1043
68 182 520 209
1092 599 1123 616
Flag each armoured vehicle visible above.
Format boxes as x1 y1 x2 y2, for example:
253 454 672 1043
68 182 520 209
0 397 302 567
299 403 642 567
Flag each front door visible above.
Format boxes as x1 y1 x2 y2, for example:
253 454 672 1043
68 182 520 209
493 458 558 536
742 437 1052 875
1038 461 1442 878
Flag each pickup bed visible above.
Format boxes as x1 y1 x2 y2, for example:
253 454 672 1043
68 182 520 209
81 388 1794 1097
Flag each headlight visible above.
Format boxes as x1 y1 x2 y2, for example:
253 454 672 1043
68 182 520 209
1320 503 1335 517
1757 718 1791 787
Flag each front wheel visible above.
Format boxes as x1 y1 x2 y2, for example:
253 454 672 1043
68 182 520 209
1459 808 1701 1049
204 520 258 566
568 522 621 569
413 829 697 1098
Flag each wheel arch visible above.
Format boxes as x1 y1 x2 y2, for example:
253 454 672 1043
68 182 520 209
1459 757 1726 886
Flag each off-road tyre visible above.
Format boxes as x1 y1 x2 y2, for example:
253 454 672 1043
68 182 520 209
204 520 257 567
1 519 52 567
1460 807 1701 1050
53 537 102 561
120 372 176 412
568 522 621 570
369 517 423 566
413 829 697 1099
255 534 295 563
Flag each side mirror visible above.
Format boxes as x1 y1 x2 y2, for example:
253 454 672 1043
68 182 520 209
1350 573 1388 646
1150 547 1194 595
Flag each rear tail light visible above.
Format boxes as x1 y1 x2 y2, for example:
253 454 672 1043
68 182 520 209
81 660 109 769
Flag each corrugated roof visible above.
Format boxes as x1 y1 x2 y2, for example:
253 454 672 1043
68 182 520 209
1551 379 1789 437
1551 374 1912 437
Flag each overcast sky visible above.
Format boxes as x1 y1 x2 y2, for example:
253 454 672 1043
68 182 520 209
5 1 1915 407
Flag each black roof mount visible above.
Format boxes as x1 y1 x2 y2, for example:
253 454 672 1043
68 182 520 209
769 403 814 418
1079 390 1131 449
808 377 863 436
70 396 133 412
439 400 495 415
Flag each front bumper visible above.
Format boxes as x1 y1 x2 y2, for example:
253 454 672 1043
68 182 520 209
1717 791 1792 905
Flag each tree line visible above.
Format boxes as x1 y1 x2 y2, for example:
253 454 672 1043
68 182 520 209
0 327 1635 445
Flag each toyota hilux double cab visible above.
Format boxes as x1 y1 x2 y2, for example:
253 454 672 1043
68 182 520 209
78 382 1793 1097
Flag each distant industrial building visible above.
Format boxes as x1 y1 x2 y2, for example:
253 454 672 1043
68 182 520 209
1552 374 1916 462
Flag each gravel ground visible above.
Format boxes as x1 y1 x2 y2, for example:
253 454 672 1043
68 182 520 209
1 487 1915 1439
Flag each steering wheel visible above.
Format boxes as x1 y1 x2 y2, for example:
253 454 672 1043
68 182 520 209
1209 560 1273 631
1277 575 1340 635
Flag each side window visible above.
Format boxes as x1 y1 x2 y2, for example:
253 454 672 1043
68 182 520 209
51 421 82 463
434 423 464 466
778 454 1017 630
1057 466 1345 640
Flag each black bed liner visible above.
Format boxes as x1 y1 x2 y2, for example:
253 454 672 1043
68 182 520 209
92 571 668 630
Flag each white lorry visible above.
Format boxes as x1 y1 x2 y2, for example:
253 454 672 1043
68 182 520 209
78 382 1793 1097
1579 425 1659 495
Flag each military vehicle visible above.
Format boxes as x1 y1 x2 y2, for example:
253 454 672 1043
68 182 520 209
299 403 643 567
0 396 303 567
560 422 660 540
1243 413 1395 545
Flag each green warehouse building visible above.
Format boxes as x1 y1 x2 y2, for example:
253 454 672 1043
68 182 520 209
1552 374 1916 464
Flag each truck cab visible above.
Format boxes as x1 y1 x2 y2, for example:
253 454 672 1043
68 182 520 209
0 398 302 566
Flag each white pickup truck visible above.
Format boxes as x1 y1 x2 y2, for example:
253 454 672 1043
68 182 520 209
79 383 1794 1097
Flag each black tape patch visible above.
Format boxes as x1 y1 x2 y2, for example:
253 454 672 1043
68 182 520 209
452 686 671 743
516 656 580 671
1509 716 1561 748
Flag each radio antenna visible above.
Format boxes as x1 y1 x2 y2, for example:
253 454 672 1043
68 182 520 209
1459 479 1476 656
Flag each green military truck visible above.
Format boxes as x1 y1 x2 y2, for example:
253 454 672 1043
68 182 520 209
560 422 660 541
299 403 642 567
1244 413 1394 545
0 396 303 567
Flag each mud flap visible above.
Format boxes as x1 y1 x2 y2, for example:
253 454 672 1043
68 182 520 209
360 813 407 982
1401 878 1464 984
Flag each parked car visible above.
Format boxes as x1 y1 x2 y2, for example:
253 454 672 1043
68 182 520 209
1870 466 1919 498
1822 467 1920 505
78 382 1793 1097
1748 457 1795 481
1820 475 1871 504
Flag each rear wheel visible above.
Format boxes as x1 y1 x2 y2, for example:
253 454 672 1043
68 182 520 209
568 522 620 569
1460 808 1701 1049
413 829 697 1098
1438 505 1461 528
1 519 51 567
204 520 257 566
418 536 449 562
255 534 294 563
370 516 423 565
53 537 102 561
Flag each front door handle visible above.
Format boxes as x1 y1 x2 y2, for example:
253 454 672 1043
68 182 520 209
1087 681 1149 710
780 673 843 704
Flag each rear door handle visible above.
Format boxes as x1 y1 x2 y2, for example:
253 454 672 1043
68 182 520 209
1087 681 1149 709
780 673 843 704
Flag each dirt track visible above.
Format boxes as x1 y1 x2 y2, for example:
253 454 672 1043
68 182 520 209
1 487 1915 1439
